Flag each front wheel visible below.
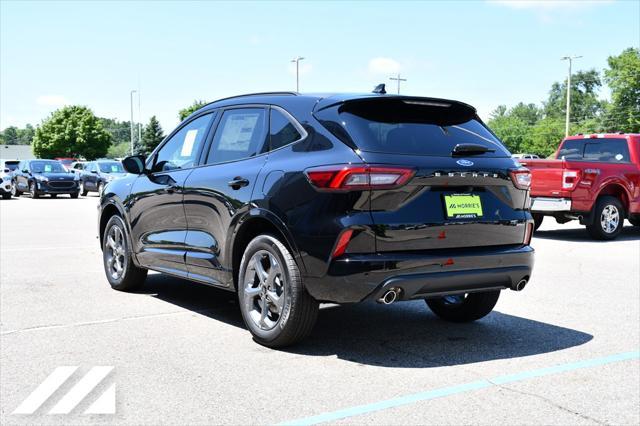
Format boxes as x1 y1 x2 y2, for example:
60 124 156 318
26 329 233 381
2 192 10 199
532 213 544 231
102 215 147 291
426 290 501 323
238 234 318 348
29 182 39 199
586 196 624 240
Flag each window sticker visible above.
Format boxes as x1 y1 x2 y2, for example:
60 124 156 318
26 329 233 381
111 165 119 172
181 129 198 157
615 154 623 161
219 113 259 152
44 164 52 172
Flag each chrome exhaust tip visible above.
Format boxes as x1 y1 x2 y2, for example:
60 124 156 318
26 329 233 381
511 278 528 291
378 288 400 305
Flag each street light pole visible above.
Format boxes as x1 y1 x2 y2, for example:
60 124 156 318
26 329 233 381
389 73 407 94
291 56 305 92
561 55 582 137
130 90 137 156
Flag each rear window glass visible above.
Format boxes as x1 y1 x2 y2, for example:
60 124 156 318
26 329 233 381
315 99 510 157
558 138 630 162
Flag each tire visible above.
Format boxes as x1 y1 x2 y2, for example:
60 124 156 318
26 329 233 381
70 192 79 199
532 213 544 231
426 290 501 323
11 182 21 197
97 182 104 194
586 196 624 240
50 194 57 198
238 234 318 348
2 192 10 200
629 217 640 227
79 180 88 196
30 182 39 199
102 215 147 291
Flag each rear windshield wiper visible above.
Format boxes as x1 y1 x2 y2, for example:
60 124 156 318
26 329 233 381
451 143 495 156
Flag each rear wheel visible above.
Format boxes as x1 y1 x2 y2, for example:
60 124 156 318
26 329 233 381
79 180 88 196
532 213 544 231
238 234 318 348
102 215 147 291
11 182 21 197
426 290 500 323
586 196 624 240
29 182 39 199
70 192 79 199
2 192 10 199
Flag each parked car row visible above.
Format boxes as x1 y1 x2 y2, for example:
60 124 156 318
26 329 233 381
1 158 126 199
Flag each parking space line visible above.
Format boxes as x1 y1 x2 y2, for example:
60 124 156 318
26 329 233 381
0 246 95 253
279 351 640 425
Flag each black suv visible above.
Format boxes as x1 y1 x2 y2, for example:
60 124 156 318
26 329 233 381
79 160 126 196
98 91 535 347
12 159 79 198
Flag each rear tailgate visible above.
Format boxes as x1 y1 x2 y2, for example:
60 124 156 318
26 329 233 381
519 159 571 198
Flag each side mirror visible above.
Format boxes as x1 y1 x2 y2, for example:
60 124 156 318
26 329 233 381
90 170 98 174
122 155 147 175
3 168 9 173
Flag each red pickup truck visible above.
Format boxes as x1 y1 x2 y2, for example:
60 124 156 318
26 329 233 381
520 133 640 240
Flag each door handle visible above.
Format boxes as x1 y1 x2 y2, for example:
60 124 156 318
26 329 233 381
165 184 181 194
228 177 250 189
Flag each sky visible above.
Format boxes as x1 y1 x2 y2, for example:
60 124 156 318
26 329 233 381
1 0 639 133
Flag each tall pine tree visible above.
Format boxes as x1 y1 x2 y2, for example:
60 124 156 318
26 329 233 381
141 116 165 156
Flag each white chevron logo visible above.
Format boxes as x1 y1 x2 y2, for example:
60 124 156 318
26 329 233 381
12 366 115 415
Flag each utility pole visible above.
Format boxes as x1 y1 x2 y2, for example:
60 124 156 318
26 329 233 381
137 89 142 151
389 73 407 94
130 90 137 156
291 56 305 92
561 55 582 137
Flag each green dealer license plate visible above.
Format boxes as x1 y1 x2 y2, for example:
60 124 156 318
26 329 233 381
444 194 483 219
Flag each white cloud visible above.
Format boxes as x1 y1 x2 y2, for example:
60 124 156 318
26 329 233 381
368 57 401 75
488 0 612 11
36 95 69 107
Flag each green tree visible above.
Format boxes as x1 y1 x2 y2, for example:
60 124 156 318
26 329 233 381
2 126 19 145
603 47 640 133
17 124 35 145
487 114 529 153
523 117 565 158
140 116 165 156
509 102 541 125
107 141 131 159
178 100 207 121
32 106 111 159
543 69 605 132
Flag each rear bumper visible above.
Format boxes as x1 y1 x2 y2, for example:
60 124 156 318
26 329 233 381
304 245 534 304
531 197 571 212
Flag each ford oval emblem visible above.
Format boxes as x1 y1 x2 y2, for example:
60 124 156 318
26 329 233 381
456 159 474 167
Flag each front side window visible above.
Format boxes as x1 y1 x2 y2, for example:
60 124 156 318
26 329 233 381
270 109 302 151
206 108 267 164
153 113 213 172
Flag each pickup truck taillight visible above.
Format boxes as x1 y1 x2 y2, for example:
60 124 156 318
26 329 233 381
305 165 415 191
509 168 531 190
562 169 581 190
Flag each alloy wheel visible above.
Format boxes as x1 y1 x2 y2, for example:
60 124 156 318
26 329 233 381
243 250 285 331
105 225 127 280
600 204 620 234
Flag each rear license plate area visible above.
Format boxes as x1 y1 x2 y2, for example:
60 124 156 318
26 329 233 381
443 194 483 219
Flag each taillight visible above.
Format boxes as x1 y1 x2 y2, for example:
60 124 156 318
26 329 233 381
509 168 531 190
305 165 415 190
562 169 581 190
332 229 354 258
524 222 533 245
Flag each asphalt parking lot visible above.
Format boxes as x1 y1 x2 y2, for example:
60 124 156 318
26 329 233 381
1 195 639 425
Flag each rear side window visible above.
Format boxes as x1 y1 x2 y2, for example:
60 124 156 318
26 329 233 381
559 138 630 162
270 109 302 151
206 108 267 164
315 99 510 157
